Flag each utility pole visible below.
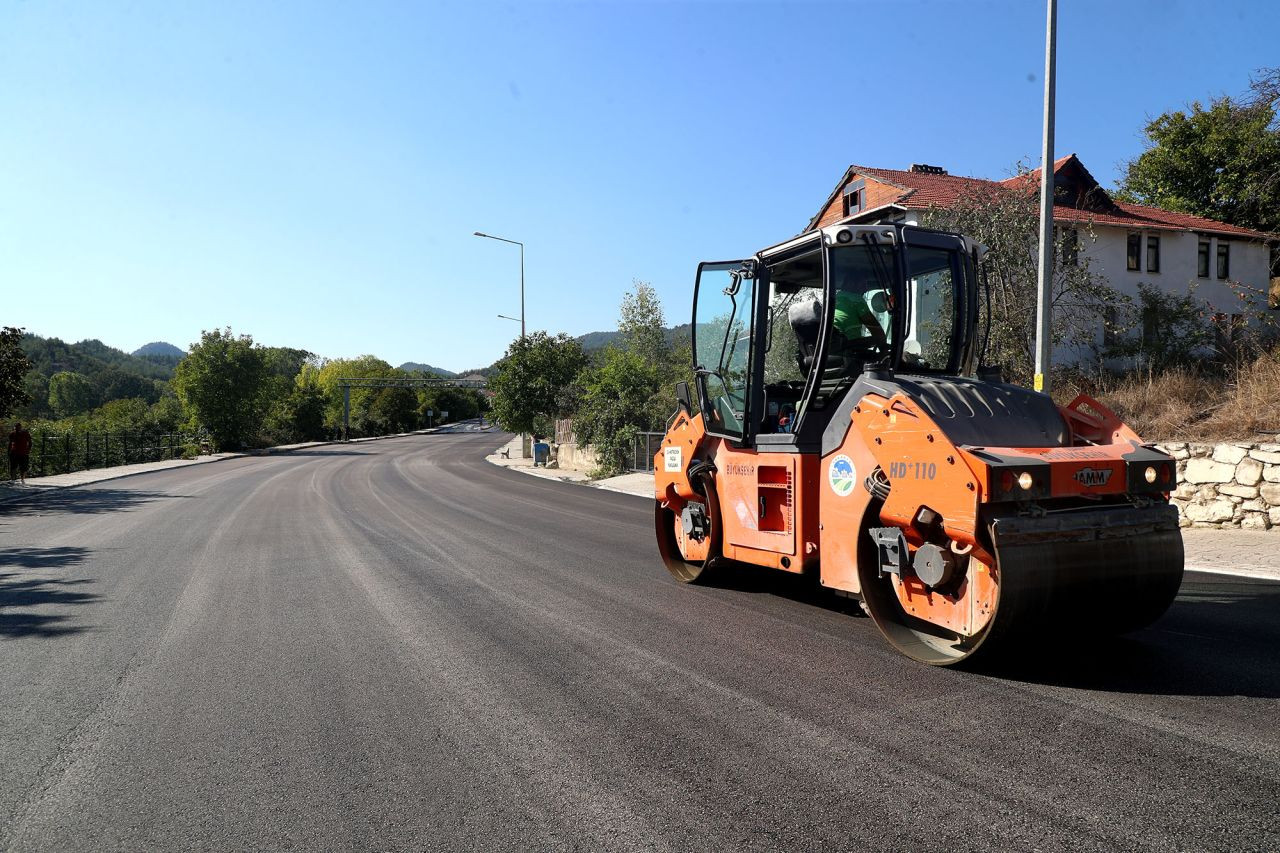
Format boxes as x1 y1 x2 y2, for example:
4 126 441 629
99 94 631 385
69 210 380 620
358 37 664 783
474 231 525 338
1033 0 1058 394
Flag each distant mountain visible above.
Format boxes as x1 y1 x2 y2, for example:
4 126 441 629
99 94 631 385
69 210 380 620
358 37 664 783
132 341 185 359
398 362 457 377
576 324 692 354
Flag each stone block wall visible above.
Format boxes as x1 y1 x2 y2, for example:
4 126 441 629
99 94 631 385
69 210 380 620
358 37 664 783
1156 442 1280 530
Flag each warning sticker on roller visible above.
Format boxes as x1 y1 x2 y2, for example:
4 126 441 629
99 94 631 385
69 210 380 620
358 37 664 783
663 447 682 472
829 455 857 497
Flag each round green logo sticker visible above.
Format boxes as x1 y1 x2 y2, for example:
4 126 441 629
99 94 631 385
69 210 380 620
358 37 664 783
829 455 857 497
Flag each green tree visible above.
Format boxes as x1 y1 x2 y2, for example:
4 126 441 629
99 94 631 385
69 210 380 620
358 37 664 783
173 328 270 450
619 280 668 364
0 327 34 418
571 281 687 475
264 386 328 443
920 171 1120 385
48 371 98 418
572 346 662 476
1104 283 1215 372
301 355 396 437
487 332 585 434
1116 69 1280 235
419 386 483 424
368 387 419 434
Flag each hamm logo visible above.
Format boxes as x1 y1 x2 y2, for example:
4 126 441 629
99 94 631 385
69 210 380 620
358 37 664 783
1073 467 1113 487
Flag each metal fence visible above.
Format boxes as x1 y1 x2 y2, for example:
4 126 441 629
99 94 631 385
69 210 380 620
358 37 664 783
25 431 204 478
629 432 665 473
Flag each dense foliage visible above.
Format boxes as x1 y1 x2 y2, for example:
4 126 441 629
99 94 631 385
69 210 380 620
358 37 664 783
6 326 487 469
486 332 586 436
920 173 1120 386
486 281 691 477
173 329 271 450
1116 67 1280 236
1 327 34 419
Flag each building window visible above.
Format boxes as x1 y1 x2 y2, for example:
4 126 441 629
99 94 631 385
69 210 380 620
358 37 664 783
842 179 866 217
1127 233 1141 271
1197 238 1210 278
1061 228 1079 266
1217 241 1230 279
1146 235 1160 273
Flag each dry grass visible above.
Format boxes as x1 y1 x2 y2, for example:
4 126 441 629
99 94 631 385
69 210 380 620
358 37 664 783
1056 353 1280 442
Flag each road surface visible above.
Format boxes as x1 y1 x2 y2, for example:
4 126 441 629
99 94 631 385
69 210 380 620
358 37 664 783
1 430 1277 851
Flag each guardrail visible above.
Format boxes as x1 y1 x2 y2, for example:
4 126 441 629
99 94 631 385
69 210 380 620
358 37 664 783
26 431 203 477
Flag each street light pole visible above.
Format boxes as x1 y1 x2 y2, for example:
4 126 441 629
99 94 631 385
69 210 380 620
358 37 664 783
474 231 525 337
1033 0 1058 395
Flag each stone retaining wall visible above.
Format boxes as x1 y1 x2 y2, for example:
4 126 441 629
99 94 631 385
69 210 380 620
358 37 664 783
1156 442 1280 530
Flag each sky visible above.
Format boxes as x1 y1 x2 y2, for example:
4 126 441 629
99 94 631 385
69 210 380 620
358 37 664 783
2 0 1277 373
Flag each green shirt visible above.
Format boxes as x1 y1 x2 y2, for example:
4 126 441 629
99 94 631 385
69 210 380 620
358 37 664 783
833 291 885 341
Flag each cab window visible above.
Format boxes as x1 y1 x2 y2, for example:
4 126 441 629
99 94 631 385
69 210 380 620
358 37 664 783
693 262 755 439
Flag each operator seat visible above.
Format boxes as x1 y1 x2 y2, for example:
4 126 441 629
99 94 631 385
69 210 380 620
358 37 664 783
787 296 862 397
787 297 823 374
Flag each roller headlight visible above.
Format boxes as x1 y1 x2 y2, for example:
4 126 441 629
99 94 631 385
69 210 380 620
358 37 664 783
1144 466 1158 484
1018 472 1034 491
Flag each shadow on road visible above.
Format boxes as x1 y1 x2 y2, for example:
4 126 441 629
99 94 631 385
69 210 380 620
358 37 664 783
0 487 183 518
979 573 1280 698
0 546 98 639
703 563 1280 698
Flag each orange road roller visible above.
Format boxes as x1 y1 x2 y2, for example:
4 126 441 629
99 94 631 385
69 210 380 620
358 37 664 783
654 223 1183 665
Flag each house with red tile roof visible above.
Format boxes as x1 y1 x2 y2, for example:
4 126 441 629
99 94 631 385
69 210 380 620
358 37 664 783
806 155 1278 356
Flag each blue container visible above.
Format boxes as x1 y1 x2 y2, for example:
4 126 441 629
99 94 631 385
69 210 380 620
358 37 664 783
533 442 550 466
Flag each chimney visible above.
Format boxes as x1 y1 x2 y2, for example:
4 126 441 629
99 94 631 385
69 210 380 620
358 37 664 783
909 164 947 175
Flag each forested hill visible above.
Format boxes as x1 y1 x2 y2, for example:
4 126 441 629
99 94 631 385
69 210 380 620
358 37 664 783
576 323 692 354
133 341 185 360
24 334 176 381
397 362 457 377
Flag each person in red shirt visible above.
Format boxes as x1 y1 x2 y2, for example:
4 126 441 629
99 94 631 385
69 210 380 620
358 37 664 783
8 423 32 484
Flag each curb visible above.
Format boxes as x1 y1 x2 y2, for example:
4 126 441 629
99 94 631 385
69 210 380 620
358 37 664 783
483 440 651 499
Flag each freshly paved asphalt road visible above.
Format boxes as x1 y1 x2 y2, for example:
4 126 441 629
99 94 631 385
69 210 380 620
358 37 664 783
2 429 1278 852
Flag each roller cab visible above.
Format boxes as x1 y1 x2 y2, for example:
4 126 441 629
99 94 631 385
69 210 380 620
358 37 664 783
655 223 1183 666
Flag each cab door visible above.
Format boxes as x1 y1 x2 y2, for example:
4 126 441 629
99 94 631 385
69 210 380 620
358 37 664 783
692 261 756 443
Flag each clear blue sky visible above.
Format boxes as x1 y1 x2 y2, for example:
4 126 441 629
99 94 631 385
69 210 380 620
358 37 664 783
3 0 1276 372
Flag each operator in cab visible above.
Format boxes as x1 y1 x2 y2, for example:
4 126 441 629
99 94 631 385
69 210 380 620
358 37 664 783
830 271 892 377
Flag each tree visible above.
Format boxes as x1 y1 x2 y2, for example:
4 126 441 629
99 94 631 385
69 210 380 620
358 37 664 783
300 355 397 437
173 328 270 450
1116 69 1280 235
619 280 668 365
571 281 688 476
419 386 484 424
368 387 419 434
487 332 585 435
920 172 1120 385
48 371 98 418
0 326 33 418
1105 283 1216 372
571 347 662 476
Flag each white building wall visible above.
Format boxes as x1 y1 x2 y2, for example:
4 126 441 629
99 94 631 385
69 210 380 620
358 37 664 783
1080 226 1270 312
889 210 1272 366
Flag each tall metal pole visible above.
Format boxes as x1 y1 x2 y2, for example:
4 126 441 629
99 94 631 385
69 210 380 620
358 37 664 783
343 385 350 442
1033 0 1058 394
474 231 525 338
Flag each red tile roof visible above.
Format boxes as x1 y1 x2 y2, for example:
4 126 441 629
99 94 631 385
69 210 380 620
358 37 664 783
823 156 1272 241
